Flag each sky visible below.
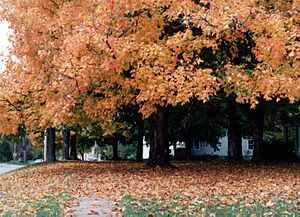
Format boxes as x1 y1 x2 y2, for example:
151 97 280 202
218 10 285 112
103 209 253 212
0 21 10 71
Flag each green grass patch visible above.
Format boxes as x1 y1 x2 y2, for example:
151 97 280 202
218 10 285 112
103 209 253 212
121 196 300 216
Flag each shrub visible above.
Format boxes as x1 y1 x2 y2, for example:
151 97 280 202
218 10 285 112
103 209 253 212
0 142 13 162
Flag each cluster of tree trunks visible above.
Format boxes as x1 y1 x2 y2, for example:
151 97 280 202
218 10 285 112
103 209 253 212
44 127 79 162
43 102 266 166
226 100 265 163
145 101 266 167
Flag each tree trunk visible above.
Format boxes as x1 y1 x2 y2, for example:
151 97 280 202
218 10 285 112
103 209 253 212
165 143 170 160
44 127 56 162
149 123 154 161
22 136 28 162
147 107 171 168
227 100 243 162
79 150 84 161
13 143 17 162
136 113 144 162
236 132 242 160
251 102 265 162
70 134 79 160
62 129 70 160
173 142 177 159
185 138 192 160
112 140 120 160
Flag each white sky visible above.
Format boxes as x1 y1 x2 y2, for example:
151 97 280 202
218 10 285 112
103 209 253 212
0 21 11 71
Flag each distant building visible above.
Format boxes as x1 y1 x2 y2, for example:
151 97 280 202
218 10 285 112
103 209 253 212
84 141 101 161
142 136 253 159
191 136 253 157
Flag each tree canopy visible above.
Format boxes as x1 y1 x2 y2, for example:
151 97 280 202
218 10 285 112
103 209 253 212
0 0 299 165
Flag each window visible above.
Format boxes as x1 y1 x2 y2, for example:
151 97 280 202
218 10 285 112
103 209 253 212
248 139 254 150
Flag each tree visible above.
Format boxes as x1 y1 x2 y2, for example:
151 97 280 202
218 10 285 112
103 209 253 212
44 127 56 162
227 99 243 162
0 0 298 167
250 101 265 161
70 133 79 160
147 107 169 167
0 0 219 167
62 128 70 160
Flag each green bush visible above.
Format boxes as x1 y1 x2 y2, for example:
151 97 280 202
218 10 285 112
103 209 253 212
0 142 13 162
101 143 137 160
119 143 136 160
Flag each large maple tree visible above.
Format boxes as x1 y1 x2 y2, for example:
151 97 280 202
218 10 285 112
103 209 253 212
0 0 299 166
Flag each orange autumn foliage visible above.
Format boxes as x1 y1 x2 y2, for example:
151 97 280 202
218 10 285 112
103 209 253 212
0 0 298 134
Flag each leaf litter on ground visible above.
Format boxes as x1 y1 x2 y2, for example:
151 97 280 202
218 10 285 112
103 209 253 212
0 161 298 216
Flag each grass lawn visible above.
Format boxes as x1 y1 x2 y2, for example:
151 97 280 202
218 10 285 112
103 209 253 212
0 161 299 216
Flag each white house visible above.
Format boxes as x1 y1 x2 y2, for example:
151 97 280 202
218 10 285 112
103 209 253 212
142 136 253 159
191 136 253 157
84 141 102 161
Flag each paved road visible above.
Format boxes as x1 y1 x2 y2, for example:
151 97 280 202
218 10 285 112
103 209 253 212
0 163 25 175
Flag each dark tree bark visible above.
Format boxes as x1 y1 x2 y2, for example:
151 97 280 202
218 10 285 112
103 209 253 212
79 150 84 161
236 132 242 160
13 143 17 162
185 137 192 160
149 122 154 161
70 134 79 160
112 140 120 160
136 113 144 162
227 100 243 162
251 102 265 162
44 127 56 162
62 129 70 160
147 107 172 168
165 143 170 160
22 136 29 162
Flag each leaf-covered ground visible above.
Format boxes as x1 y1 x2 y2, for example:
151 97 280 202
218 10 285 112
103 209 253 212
0 161 299 216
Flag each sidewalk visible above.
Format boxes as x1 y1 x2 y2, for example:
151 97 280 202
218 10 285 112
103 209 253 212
0 163 25 175
72 197 115 217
